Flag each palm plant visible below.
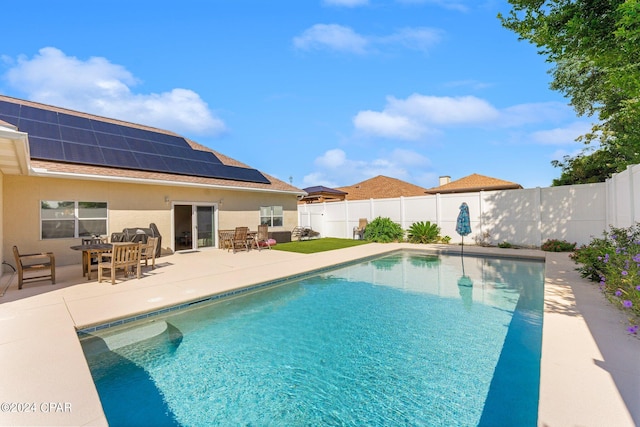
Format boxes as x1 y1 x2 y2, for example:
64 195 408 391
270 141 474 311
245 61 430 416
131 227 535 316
406 221 441 244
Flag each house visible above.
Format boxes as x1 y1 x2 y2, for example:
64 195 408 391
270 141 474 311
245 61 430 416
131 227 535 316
299 186 347 203
336 175 429 200
0 95 304 266
424 174 523 194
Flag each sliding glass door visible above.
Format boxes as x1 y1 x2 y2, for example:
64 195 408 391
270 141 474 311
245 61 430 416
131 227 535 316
173 203 216 251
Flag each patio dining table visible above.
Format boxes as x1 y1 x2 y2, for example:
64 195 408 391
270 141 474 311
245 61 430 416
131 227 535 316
218 229 259 250
70 243 113 280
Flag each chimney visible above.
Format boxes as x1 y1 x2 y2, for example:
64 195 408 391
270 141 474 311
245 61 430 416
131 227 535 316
439 176 451 186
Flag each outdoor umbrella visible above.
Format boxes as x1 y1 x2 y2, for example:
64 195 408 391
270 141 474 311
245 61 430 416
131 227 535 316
456 202 472 255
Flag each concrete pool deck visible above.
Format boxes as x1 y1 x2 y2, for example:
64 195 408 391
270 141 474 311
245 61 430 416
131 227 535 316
0 243 638 426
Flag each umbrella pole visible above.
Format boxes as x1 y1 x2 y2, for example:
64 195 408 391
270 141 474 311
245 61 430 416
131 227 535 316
461 235 464 256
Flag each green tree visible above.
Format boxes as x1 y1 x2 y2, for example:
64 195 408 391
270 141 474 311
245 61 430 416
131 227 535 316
499 0 640 185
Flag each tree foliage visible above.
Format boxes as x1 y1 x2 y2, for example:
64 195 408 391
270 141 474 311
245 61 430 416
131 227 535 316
499 0 640 185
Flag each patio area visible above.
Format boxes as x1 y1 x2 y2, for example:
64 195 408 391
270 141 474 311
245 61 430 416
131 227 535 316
0 243 638 426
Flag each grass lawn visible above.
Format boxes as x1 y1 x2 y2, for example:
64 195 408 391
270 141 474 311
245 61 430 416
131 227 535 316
272 238 370 254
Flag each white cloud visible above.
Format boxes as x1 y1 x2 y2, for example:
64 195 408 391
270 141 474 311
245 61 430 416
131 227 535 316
377 27 443 53
395 0 468 12
530 122 593 145
293 24 442 54
314 148 349 168
353 94 498 140
387 94 499 124
3 47 226 136
293 24 369 54
353 110 427 140
323 0 369 6
501 101 574 127
353 94 579 141
303 148 432 187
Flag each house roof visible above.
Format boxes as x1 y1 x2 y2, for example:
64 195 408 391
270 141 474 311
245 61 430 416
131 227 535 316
299 185 347 203
424 173 522 194
336 175 429 200
0 95 303 194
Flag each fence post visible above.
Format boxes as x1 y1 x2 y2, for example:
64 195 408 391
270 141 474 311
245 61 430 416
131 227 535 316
629 164 636 226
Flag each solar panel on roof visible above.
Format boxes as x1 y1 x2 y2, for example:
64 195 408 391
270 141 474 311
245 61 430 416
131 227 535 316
58 113 93 129
60 126 98 145
0 98 271 184
90 119 123 134
62 142 104 164
28 137 65 161
100 147 140 168
19 105 58 123
133 152 169 171
125 137 159 154
95 132 129 150
0 102 20 117
18 119 61 140
165 157 194 175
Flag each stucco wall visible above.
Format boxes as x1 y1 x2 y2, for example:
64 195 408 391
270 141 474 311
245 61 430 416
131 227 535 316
3 175 298 267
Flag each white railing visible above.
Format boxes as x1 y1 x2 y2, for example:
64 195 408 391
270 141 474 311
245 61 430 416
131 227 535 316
298 164 640 247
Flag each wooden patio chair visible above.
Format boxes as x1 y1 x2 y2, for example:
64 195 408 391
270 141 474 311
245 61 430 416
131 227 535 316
98 242 142 285
81 236 107 273
141 236 159 269
12 246 55 290
230 226 250 253
255 224 272 250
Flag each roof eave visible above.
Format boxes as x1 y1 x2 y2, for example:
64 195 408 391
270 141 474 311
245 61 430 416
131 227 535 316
0 126 30 175
29 166 307 196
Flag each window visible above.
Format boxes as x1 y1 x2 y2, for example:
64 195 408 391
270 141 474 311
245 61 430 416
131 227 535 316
259 206 283 227
41 201 108 239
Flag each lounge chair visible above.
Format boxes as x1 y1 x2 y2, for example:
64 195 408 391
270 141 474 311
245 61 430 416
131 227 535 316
291 226 320 241
230 227 250 253
12 246 56 290
98 242 142 285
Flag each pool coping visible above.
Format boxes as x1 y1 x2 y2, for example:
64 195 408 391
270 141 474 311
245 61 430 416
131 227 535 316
0 243 638 426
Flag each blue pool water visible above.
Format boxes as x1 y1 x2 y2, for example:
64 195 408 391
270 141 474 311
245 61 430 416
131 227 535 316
81 251 544 426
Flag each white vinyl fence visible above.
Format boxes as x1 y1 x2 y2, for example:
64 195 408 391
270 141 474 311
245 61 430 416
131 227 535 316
299 164 640 248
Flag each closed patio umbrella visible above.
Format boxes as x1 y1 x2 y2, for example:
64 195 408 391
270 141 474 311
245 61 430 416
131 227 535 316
456 202 471 255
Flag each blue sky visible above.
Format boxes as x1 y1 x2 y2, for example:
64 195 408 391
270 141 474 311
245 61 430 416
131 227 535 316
0 0 591 190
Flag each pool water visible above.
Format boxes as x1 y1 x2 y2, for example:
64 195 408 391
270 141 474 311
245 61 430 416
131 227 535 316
81 251 544 426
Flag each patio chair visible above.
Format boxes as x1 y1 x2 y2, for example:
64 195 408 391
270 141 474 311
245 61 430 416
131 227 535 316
255 224 272 250
230 227 250 253
12 246 56 290
353 218 368 240
98 242 142 285
82 236 107 272
141 236 159 269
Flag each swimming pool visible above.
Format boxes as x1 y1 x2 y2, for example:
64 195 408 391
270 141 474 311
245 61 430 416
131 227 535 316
80 251 544 426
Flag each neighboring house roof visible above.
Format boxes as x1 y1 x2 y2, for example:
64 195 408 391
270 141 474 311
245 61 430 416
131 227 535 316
425 173 523 194
336 175 429 200
0 95 303 194
299 186 347 203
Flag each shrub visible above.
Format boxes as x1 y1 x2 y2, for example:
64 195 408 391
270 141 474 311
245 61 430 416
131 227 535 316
407 221 441 244
498 241 513 248
570 224 640 335
363 217 404 243
440 235 451 244
541 239 576 252
571 234 613 281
